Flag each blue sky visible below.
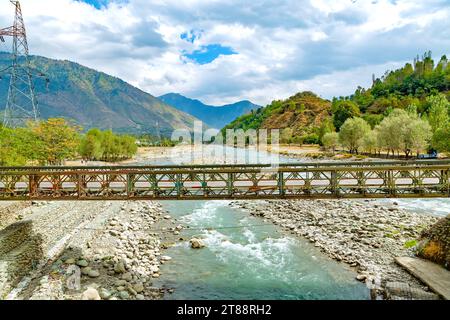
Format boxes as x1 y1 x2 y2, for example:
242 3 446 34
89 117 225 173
0 0 449 105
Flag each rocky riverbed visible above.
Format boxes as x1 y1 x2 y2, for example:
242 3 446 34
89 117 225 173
230 199 441 299
1 201 183 300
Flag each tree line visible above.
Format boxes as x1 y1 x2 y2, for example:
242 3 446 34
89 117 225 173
0 118 138 166
321 93 450 156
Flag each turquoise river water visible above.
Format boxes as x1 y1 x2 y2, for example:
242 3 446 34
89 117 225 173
139 146 448 300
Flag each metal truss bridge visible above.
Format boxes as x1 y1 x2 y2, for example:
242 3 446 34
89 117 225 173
0 160 449 201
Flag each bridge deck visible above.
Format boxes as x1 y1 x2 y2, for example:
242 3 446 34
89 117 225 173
0 160 449 200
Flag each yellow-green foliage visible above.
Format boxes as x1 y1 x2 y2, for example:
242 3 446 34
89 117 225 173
419 240 445 263
0 118 138 166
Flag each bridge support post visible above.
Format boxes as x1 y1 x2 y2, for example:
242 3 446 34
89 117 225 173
278 171 285 197
176 173 182 198
228 173 234 197
29 174 38 198
127 174 135 199
387 170 395 196
330 170 338 196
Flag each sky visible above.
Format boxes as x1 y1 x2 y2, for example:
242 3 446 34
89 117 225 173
0 0 449 106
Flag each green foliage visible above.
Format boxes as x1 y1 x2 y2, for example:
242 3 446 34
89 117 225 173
404 240 418 249
361 130 378 154
79 129 137 162
362 113 384 129
0 119 137 166
426 93 450 132
376 109 432 157
432 124 450 152
0 126 34 166
321 132 339 151
30 118 81 165
339 117 371 153
301 133 320 145
332 100 361 130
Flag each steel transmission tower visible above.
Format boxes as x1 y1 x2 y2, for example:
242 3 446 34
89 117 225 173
0 0 39 127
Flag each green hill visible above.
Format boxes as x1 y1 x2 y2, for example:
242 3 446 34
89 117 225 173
0 52 198 135
223 52 450 144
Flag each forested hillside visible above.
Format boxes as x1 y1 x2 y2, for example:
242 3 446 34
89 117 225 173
224 53 450 154
0 53 198 135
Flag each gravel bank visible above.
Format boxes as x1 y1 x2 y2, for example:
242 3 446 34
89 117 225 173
231 199 440 299
1 200 181 300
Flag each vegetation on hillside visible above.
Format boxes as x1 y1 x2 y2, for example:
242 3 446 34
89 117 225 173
222 91 331 144
0 53 198 135
0 118 137 166
223 53 450 155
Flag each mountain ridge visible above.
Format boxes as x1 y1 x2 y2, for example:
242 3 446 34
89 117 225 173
159 93 260 128
0 52 199 135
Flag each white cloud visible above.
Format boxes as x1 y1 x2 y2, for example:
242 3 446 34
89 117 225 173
0 0 449 106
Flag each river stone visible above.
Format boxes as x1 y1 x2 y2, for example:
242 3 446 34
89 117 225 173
88 269 100 278
81 267 92 275
190 238 206 249
76 259 89 267
356 274 367 281
64 258 75 264
114 261 126 274
122 272 133 281
119 291 130 300
136 294 145 300
115 279 127 286
99 288 112 300
81 288 101 300
133 283 144 293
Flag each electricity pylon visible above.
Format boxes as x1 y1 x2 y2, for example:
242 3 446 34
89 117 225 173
0 0 39 127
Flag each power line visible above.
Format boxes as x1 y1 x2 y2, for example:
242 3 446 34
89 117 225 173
74 223 275 234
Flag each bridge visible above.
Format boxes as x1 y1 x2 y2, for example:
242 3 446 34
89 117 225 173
0 160 449 201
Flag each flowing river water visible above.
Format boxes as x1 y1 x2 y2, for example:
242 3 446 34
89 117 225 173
134 146 449 300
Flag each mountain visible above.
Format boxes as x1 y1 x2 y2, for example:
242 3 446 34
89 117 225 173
223 91 332 143
158 93 260 128
0 52 198 135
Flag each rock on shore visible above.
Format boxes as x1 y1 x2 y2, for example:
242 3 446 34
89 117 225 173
2 201 180 300
231 199 440 298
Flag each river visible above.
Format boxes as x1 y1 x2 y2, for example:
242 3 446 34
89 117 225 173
134 145 448 300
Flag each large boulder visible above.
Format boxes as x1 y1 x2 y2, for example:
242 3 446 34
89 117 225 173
417 215 450 270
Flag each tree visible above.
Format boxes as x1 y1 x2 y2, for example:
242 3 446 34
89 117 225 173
318 117 335 143
322 132 339 152
432 124 450 153
403 118 432 157
30 118 81 165
339 117 370 153
280 128 293 144
79 134 102 160
332 100 361 130
361 130 378 154
376 109 432 157
427 93 449 132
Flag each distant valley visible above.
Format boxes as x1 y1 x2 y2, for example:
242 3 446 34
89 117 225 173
159 93 260 128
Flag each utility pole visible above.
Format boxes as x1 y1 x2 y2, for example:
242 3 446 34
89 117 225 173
0 0 39 127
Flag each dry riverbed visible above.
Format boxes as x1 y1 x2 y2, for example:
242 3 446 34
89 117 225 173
1 200 183 300
231 199 441 299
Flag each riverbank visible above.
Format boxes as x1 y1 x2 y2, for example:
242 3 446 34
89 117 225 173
0 200 182 300
231 199 441 299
